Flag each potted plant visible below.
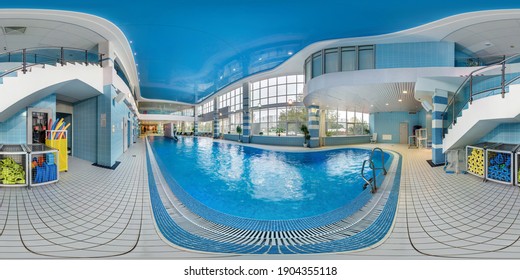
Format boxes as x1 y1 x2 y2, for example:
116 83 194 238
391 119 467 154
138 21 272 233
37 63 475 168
300 124 311 147
236 125 242 142
276 127 284 136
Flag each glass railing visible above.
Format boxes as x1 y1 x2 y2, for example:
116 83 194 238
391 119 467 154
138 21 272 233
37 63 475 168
443 54 520 136
0 47 102 77
454 55 508 67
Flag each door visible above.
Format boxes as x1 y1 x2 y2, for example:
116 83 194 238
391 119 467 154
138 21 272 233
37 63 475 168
399 122 408 144
27 108 52 144
123 117 128 152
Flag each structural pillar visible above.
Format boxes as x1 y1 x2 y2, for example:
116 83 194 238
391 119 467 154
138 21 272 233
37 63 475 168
241 82 250 143
213 98 219 138
307 105 320 148
432 89 448 165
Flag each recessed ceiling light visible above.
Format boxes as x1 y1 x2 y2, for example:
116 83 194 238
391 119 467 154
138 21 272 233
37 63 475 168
385 103 389 106
402 90 408 94
370 104 374 107
484 42 492 46
398 99 402 102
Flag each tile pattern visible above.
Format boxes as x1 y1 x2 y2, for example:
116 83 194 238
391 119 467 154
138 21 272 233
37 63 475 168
0 142 145 258
146 140 402 253
376 42 455 69
2 140 520 258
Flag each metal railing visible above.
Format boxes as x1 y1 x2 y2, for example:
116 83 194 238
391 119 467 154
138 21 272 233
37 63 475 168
442 53 520 136
361 147 387 193
0 46 104 78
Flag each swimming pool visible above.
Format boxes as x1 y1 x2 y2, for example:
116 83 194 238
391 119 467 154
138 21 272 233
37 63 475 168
148 137 391 224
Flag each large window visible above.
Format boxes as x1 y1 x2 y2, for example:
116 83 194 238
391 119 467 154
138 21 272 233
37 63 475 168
251 106 307 136
202 100 214 115
198 121 213 133
305 45 375 80
250 75 304 107
250 75 307 136
325 108 369 136
218 87 242 112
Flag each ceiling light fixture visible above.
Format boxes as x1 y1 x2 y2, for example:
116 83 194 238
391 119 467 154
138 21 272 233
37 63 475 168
385 103 389 106
370 104 374 107
398 99 402 102
402 90 408 94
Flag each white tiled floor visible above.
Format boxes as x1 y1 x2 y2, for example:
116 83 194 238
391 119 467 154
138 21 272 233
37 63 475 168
1 139 520 259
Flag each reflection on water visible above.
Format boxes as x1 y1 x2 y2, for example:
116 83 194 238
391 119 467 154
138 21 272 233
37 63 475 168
249 152 308 202
150 137 385 220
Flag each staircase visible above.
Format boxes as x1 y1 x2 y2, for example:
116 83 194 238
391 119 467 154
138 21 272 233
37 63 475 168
443 84 520 152
0 62 103 121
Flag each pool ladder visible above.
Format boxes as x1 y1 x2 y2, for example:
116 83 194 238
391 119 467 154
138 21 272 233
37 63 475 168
361 147 387 193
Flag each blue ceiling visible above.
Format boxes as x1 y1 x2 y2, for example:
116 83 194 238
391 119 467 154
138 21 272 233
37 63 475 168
2 1 519 103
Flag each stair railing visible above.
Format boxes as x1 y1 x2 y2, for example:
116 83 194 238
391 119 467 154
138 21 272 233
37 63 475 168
361 147 387 193
0 46 103 78
442 53 520 137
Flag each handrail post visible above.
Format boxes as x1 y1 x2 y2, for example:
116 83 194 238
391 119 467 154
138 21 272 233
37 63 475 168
7 52 10 62
469 74 473 105
99 53 104 68
501 60 506 98
22 49 27 74
60 47 64 66
85 50 88 66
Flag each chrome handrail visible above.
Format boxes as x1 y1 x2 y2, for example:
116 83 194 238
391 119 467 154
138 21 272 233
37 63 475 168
371 147 387 175
361 159 376 193
361 147 387 193
442 53 520 136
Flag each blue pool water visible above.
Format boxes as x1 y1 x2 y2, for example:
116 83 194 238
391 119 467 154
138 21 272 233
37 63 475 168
149 136 390 221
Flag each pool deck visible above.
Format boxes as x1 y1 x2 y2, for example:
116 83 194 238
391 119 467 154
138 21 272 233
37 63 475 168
1 138 520 259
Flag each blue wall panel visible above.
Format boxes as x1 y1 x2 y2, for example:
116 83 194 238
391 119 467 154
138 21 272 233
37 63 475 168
0 94 56 144
251 136 304 146
73 97 97 162
376 41 454 69
479 123 520 144
111 91 132 162
323 136 370 146
370 111 422 143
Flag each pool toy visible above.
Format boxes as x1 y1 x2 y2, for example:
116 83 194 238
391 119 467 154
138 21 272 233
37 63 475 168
0 157 26 185
467 148 485 176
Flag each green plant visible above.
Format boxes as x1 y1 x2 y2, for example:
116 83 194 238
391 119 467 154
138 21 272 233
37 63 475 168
276 127 285 136
236 125 242 141
300 124 310 145
326 131 332 137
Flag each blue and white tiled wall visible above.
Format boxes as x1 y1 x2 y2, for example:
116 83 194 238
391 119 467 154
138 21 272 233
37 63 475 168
479 123 520 144
376 41 455 69
369 111 424 144
432 90 448 165
111 87 133 163
0 94 56 144
73 96 98 162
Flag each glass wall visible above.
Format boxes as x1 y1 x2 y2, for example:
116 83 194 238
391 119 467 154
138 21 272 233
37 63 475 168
218 87 242 112
304 45 375 80
325 108 370 136
198 121 213 133
217 87 243 134
250 75 307 136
